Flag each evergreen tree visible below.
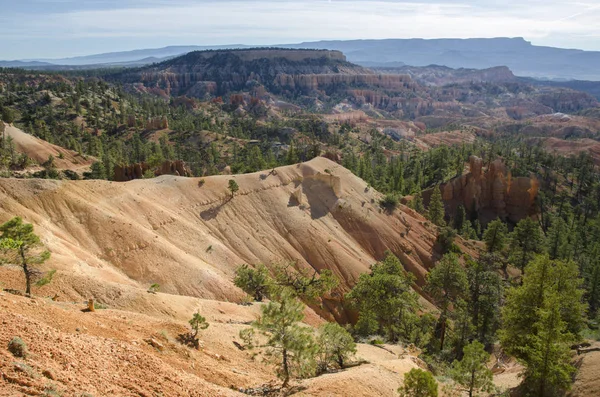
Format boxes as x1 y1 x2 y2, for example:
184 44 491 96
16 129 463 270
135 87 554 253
346 252 421 342
500 255 586 395
425 253 468 350
398 368 438 397
286 141 299 165
450 340 494 397
315 322 356 373
89 161 107 180
482 219 508 253
454 205 467 232
509 217 545 274
546 216 570 260
245 290 317 387
466 254 503 346
234 264 271 301
0 217 50 295
427 185 446 226
228 179 239 198
411 190 425 214
523 297 575 397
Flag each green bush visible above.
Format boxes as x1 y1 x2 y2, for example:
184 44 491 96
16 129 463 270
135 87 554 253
398 368 438 397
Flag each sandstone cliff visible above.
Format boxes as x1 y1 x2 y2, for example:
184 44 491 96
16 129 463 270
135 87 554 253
425 156 539 225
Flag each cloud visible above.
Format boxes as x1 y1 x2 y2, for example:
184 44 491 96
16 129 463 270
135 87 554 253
1 0 599 59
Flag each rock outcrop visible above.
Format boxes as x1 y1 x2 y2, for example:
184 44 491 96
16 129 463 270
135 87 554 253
114 160 191 182
425 156 539 225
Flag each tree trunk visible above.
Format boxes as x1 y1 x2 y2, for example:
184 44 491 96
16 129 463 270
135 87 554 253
439 316 447 351
20 248 31 296
282 348 289 388
469 370 475 397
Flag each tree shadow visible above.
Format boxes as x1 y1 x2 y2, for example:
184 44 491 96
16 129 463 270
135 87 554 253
177 332 200 349
200 198 231 221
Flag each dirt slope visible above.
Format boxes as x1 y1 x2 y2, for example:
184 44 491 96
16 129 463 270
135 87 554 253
0 289 423 397
2 123 93 171
0 157 438 319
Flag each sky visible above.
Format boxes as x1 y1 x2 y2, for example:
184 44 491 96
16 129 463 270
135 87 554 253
1 0 599 60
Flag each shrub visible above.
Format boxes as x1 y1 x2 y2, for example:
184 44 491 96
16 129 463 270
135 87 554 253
234 264 271 301
398 368 438 397
316 323 356 373
379 193 399 212
8 337 28 358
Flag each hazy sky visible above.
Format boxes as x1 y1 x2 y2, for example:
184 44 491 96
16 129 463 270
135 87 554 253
1 0 599 59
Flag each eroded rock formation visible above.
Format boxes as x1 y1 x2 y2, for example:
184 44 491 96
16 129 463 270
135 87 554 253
114 160 191 182
425 156 539 225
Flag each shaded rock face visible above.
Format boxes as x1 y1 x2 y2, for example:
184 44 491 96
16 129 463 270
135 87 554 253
425 156 539 225
114 160 191 182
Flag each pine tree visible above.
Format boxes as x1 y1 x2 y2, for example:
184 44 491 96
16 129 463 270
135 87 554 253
411 190 425 214
466 254 503 346
450 341 494 397
346 252 420 342
509 217 545 274
0 217 51 295
482 219 508 253
454 205 467 232
523 298 575 397
427 185 446 226
398 368 438 397
228 179 239 198
425 253 468 350
500 255 586 395
315 322 356 373
246 290 317 387
546 215 570 260
286 141 299 165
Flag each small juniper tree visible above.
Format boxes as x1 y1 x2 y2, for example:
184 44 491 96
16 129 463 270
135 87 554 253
228 179 239 198
0 217 50 296
398 368 438 397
